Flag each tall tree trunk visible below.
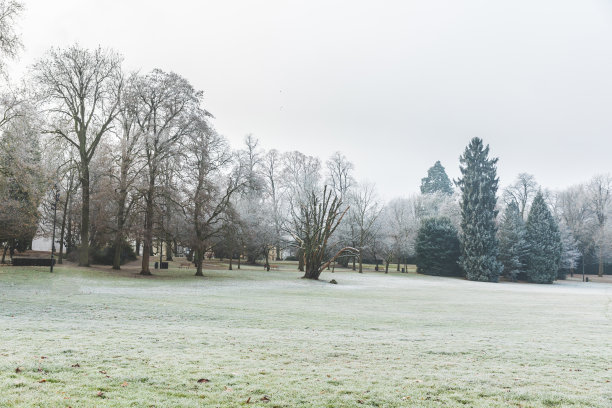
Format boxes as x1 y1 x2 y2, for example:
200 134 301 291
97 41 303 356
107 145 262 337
166 239 173 261
397 260 400 272
237 255 241 269
58 180 72 264
352 256 356 271
112 196 126 270
358 253 363 273
1 245 7 264
264 250 270 271
141 183 154 275
385 260 389 273
65 202 73 254
229 253 233 270
195 248 204 276
135 240 140 256
79 161 90 266
298 248 304 271
598 247 604 277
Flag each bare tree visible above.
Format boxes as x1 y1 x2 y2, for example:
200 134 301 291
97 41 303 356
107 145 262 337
348 182 381 273
325 151 354 200
557 184 597 276
261 148 284 260
503 173 538 219
110 74 144 269
133 69 202 275
182 119 242 276
33 45 123 266
586 174 612 277
287 186 357 280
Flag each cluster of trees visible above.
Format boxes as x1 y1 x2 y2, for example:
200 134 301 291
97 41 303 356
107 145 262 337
416 138 612 283
2 2 612 283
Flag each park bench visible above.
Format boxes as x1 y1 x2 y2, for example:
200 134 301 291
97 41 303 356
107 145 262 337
179 262 192 269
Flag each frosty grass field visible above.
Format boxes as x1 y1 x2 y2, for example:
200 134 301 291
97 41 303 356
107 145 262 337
0 262 611 407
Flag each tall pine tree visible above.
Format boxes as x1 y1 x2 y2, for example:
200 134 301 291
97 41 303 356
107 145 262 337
421 161 453 195
525 192 562 284
498 200 529 281
457 138 502 282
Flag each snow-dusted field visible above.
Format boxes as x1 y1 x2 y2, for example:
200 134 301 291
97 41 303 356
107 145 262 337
0 264 611 407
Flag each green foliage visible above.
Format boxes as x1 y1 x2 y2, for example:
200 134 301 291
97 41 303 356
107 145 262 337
498 201 529 281
415 217 461 276
525 192 562 284
457 138 503 282
420 161 453 195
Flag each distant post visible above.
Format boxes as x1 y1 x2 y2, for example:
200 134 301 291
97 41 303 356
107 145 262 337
50 184 60 273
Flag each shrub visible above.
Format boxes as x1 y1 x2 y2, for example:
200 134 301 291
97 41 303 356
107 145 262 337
67 241 137 265
415 217 462 277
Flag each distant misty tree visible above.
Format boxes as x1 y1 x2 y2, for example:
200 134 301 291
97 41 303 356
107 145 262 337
525 192 562 284
503 173 538 219
498 201 528 281
457 138 502 282
415 217 461 277
326 151 355 200
557 219 580 279
586 174 612 277
420 161 453 195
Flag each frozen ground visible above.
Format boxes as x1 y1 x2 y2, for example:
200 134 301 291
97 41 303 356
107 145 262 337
0 263 611 407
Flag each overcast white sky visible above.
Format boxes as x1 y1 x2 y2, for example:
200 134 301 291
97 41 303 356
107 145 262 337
10 0 612 199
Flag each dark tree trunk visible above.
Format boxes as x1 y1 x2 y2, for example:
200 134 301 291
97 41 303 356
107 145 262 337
65 196 73 254
135 240 140 256
79 161 90 266
352 256 356 271
264 250 270 271
397 260 400 272
385 260 389 273
195 248 204 276
166 239 173 261
1 245 7 264
302 267 321 280
237 255 241 269
298 248 304 271
58 179 72 264
141 182 154 275
229 253 233 270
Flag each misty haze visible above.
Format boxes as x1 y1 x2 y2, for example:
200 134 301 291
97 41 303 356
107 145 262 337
0 1 611 407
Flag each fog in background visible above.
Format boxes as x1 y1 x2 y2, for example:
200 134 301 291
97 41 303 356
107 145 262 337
11 0 612 198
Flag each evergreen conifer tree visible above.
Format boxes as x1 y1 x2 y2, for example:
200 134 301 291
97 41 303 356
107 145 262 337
457 138 503 282
498 200 529 281
420 161 453 195
415 217 462 276
525 192 562 283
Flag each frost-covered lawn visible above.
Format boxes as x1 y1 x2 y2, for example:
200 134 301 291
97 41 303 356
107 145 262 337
0 264 611 407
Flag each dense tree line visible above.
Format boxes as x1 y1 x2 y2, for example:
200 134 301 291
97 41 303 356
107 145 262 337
1 2 611 283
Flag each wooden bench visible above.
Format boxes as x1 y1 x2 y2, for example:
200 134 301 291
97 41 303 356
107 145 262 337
179 262 192 269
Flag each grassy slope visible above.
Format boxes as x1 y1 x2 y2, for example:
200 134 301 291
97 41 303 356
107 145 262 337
0 264 611 407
